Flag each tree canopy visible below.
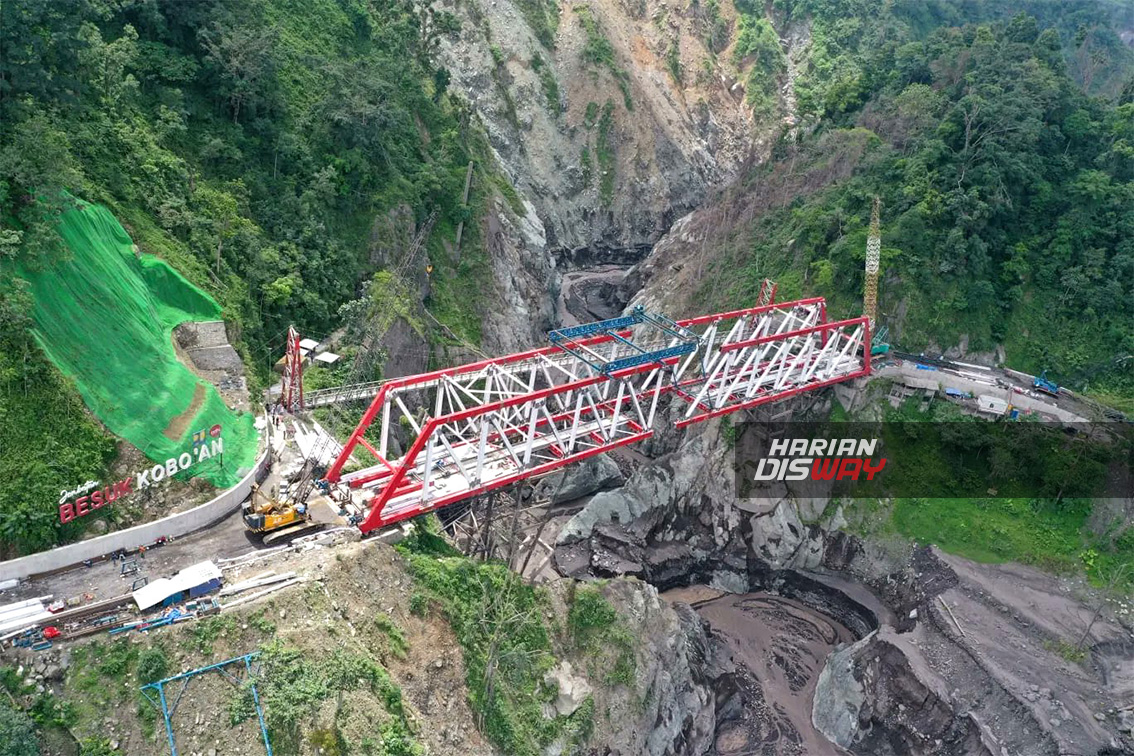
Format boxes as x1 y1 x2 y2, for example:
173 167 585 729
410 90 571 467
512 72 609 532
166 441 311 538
702 6 1133 396
0 0 496 553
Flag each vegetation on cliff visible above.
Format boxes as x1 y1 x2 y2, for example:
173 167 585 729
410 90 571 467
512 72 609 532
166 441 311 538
700 5 1133 395
0 0 495 552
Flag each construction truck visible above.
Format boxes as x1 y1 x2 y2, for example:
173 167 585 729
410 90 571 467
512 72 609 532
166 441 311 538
242 483 321 545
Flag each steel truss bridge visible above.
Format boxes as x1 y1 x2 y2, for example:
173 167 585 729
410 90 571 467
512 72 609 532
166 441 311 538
322 291 872 534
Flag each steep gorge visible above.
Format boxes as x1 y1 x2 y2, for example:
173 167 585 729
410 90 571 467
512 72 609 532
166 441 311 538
3 0 1132 753
424 4 1134 754
433 0 785 349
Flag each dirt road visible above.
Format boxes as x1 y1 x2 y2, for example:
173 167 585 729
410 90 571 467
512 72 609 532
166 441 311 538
0 508 259 610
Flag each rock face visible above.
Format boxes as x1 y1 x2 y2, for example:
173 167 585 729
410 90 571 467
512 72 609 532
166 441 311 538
814 631 997 756
543 660 593 716
379 316 431 379
433 0 775 348
438 0 756 256
537 452 625 504
552 402 1134 756
555 409 843 588
813 635 868 748
589 580 725 756
479 197 559 351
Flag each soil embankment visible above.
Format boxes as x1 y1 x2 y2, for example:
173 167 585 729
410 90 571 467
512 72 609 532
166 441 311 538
162 382 207 440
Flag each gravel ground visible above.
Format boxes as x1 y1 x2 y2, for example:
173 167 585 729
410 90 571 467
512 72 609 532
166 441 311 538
0 509 259 611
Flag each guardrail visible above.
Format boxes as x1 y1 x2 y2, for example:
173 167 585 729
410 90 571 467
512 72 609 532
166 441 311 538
0 449 271 583
305 380 385 408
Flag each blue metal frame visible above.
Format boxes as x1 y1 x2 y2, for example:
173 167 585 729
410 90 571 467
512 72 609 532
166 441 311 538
548 306 699 376
548 312 642 343
140 652 273 756
602 343 696 375
634 308 697 343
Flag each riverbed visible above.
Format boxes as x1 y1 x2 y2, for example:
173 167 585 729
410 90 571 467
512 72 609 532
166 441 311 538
666 586 853 755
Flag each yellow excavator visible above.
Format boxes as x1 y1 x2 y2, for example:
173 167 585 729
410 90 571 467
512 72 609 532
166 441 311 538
242 482 322 545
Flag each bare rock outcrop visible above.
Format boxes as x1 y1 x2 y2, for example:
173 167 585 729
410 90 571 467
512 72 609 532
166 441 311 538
434 0 777 349
554 409 838 587
590 579 726 756
438 0 756 256
813 631 998 756
553 405 1133 756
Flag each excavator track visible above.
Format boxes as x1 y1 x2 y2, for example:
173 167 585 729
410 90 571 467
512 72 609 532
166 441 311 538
261 521 323 546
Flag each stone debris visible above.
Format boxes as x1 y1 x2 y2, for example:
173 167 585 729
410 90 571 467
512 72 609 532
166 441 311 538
543 660 593 717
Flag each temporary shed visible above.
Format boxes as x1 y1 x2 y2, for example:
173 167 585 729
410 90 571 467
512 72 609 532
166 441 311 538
313 351 341 366
133 561 223 611
299 338 320 352
976 396 1009 416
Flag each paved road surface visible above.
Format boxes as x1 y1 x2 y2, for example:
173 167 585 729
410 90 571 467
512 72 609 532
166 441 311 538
0 508 260 610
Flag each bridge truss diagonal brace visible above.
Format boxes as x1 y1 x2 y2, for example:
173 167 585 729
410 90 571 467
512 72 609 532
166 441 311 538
674 315 872 427
355 359 669 533
326 297 870 534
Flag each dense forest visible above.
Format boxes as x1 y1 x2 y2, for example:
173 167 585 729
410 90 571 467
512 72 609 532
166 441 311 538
0 0 500 554
705 0 1134 405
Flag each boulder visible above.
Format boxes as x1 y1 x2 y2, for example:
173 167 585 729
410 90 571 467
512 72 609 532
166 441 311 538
541 454 624 504
543 660 592 717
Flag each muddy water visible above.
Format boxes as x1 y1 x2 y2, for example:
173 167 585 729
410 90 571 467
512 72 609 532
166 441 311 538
668 586 853 756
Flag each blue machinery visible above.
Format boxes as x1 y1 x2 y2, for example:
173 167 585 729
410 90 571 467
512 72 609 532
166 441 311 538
140 652 273 756
548 305 699 375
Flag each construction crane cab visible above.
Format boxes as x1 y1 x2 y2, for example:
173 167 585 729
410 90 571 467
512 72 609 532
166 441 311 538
1033 370 1060 396
242 483 320 545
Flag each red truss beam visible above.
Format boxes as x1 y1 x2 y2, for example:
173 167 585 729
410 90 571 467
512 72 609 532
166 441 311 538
322 297 870 534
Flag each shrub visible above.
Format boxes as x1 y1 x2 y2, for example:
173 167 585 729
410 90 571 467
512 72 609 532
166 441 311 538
0 703 37 756
137 647 170 685
375 613 410 658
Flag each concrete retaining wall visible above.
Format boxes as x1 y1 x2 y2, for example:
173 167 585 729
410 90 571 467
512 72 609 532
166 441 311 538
0 450 271 583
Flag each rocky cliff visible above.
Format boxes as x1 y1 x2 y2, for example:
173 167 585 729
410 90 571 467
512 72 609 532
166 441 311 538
434 0 784 347
440 0 758 252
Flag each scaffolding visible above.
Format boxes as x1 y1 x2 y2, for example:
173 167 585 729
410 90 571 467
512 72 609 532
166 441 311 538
139 652 273 756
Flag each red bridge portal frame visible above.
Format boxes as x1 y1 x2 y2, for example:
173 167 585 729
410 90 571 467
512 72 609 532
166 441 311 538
325 290 870 534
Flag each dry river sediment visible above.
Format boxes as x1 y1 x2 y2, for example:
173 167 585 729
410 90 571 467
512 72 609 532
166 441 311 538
667 585 853 756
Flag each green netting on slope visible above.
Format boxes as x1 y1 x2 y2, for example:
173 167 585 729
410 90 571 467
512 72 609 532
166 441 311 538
15 199 258 487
